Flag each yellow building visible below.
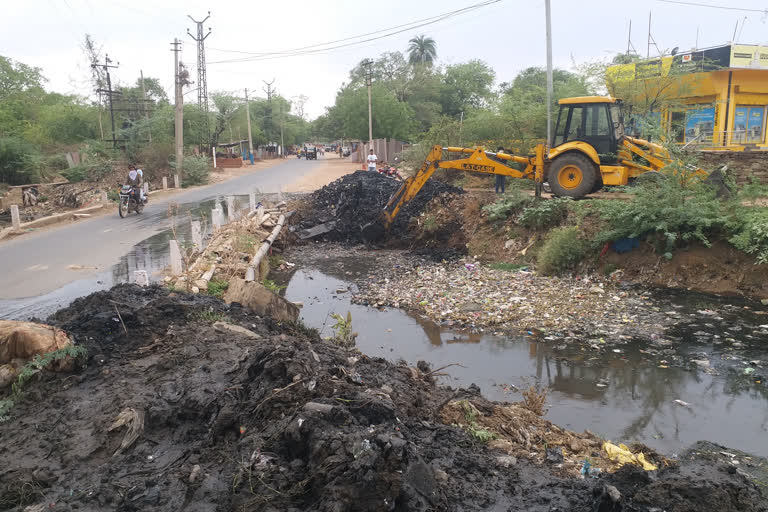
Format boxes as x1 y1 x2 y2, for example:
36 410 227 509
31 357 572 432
606 44 768 151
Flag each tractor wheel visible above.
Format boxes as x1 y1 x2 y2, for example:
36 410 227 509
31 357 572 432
548 153 598 198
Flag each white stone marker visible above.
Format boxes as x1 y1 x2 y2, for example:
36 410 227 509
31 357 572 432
226 196 236 221
169 240 183 275
10 205 20 230
162 176 168 189
133 270 149 287
191 220 203 251
174 174 180 188
249 192 257 212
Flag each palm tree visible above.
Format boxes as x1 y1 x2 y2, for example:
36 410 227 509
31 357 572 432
407 35 437 66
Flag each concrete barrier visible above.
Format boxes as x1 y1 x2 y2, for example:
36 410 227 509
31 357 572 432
162 177 168 189
10 205 20 230
169 240 183 275
191 220 202 251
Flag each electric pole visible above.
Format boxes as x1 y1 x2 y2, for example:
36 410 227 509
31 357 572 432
187 12 212 151
244 88 253 159
543 0 553 200
140 69 151 143
280 102 285 158
363 59 373 145
171 39 183 173
263 79 275 149
92 55 119 149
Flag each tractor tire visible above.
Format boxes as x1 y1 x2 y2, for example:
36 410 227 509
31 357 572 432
548 153 598 198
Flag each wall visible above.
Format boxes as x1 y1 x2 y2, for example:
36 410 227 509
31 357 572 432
699 151 768 184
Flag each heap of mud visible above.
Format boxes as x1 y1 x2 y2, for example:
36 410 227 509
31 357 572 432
296 170 462 244
0 285 766 511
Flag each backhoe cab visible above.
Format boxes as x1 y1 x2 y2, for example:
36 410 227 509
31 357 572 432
380 96 703 229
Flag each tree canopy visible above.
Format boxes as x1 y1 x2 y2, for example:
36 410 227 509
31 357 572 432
407 35 437 66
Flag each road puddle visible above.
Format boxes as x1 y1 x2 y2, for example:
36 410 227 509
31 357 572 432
277 253 768 457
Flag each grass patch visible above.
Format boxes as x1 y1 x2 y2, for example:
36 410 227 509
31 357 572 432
458 400 498 443
1 345 87 422
536 226 588 275
235 234 257 253
422 214 438 233
489 262 528 272
207 278 229 298
268 254 285 267
262 279 286 293
191 309 228 324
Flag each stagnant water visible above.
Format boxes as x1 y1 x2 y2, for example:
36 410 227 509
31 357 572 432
276 254 768 458
2 200 767 458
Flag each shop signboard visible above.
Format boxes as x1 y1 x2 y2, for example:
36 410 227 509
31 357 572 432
730 45 768 69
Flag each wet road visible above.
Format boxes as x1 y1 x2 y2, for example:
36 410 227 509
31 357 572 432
0 157 320 301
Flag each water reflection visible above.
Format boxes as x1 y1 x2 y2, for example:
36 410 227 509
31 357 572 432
282 266 768 457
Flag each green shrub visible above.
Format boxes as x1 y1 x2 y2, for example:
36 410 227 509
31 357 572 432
518 197 571 229
172 154 210 187
482 189 532 221
207 278 229 298
44 154 69 171
0 136 43 185
537 226 587 275
729 208 768 264
60 162 113 183
594 180 727 254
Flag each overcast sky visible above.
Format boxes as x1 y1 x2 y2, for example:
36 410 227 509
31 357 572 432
3 0 768 119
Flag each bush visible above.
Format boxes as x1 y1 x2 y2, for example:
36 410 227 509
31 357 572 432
60 162 113 183
482 189 532 221
0 136 43 185
518 197 571 229
729 207 768 264
136 143 174 182
594 180 727 254
536 226 587 275
172 155 210 187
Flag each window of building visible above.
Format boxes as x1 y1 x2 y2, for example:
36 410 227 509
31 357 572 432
684 106 715 144
733 106 765 144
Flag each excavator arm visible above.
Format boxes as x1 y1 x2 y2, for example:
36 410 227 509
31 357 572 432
380 145 545 229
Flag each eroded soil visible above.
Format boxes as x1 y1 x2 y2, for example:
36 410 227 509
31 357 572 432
0 285 765 511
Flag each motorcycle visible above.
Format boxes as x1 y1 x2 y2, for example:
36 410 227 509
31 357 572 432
118 185 144 218
377 164 404 181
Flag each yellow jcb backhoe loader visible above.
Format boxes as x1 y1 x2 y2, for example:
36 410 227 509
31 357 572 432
381 96 704 228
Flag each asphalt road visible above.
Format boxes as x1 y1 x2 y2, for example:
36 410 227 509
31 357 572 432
0 157 323 302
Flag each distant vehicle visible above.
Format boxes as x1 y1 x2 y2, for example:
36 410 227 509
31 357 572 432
304 146 318 160
324 145 333 151
342 146 351 157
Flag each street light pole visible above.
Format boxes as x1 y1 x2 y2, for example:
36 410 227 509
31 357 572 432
364 59 373 146
245 88 254 160
541 0 554 199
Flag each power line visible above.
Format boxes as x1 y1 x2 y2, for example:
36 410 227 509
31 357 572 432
209 0 499 58
658 0 768 13
208 0 501 64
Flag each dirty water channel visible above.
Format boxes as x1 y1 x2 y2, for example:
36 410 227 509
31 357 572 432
273 248 768 458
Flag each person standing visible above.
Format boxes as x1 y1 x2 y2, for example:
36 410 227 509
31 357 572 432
494 147 507 194
367 148 378 171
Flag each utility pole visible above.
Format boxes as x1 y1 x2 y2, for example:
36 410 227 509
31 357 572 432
647 11 652 58
280 102 285 158
140 69 151 143
543 0 553 200
92 55 119 149
363 59 373 145
244 88 253 158
171 39 183 174
187 12 212 151
263 79 275 148
626 20 632 55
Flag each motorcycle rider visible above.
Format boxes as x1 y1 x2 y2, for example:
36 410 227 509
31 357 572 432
126 164 146 203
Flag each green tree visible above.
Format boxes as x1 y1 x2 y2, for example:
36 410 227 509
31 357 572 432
334 84 415 141
408 35 437 66
439 60 496 118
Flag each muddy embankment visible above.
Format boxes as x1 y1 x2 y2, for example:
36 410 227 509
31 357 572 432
1 285 766 511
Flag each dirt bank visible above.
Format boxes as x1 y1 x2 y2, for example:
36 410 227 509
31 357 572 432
0 285 766 511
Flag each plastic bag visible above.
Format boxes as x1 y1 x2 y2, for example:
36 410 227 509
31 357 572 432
602 442 658 471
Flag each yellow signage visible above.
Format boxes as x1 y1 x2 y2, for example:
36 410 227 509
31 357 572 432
730 45 768 69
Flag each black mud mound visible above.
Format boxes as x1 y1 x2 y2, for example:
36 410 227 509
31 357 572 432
298 170 463 244
0 285 765 511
